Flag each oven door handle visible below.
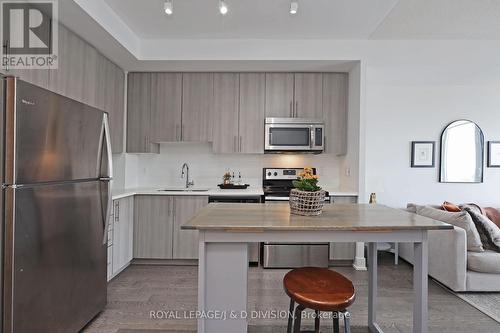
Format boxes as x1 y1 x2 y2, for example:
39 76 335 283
310 126 314 148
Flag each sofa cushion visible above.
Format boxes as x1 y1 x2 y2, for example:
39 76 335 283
416 206 484 252
442 201 461 212
484 207 500 229
467 251 500 274
463 207 500 252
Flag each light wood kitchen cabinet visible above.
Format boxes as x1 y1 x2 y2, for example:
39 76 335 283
126 73 159 153
172 196 209 259
182 73 214 142
294 73 323 118
322 73 348 155
82 44 98 108
212 73 240 153
110 64 125 153
133 196 173 259
238 73 266 153
265 73 294 118
49 25 85 102
112 196 134 275
151 73 182 142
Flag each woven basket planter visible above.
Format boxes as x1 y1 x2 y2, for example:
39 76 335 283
289 189 326 216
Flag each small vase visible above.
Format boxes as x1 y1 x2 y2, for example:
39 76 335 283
289 189 326 216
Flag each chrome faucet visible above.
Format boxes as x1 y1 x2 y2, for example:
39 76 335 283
181 163 194 189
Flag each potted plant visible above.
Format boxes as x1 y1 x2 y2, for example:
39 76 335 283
290 167 326 216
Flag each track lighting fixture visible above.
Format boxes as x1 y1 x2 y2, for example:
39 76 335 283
219 0 228 15
164 0 173 15
290 0 298 15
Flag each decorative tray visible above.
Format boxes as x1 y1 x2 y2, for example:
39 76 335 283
217 184 250 189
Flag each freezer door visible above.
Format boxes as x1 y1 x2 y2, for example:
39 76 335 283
3 78 106 185
3 181 107 333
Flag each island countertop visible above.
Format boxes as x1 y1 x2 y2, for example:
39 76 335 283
182 203 454 231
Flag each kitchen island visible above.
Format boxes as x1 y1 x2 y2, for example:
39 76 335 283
182 203 453 333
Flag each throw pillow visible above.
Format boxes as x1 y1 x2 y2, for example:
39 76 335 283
463 207 500 252
484 207 500 229
442 201 461 212
416 206 484 252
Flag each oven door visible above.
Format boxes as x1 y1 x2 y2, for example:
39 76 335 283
265 123 313 151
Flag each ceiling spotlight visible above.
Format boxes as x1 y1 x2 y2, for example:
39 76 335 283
164 0 173 15
290 0 298 15
219 0 228 15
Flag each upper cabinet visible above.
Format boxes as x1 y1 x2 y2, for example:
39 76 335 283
182 73 214 142
323 73 348 155
265 73 294 118
125 71 348 155
294 73 323 118
127 73 158 153
212 73 240 153
264 73 323 119
151 73 182 143
238 73 266 154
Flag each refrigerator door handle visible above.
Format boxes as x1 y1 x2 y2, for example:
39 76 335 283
100 114 113 245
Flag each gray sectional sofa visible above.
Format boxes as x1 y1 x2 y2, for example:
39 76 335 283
399 206 500 292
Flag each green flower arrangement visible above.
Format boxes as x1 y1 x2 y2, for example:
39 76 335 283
292 167 322 192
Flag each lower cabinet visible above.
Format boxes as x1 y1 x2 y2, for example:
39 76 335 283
133 195 209 260
107 196 134 281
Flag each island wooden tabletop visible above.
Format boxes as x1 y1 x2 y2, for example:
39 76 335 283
181 203 454 231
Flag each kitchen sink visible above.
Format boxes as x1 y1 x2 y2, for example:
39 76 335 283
157 188 210 192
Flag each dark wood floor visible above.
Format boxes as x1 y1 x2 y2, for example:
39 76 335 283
84 253 500 333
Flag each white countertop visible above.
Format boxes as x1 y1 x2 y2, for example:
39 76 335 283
112 186 358 200
112 186 265 200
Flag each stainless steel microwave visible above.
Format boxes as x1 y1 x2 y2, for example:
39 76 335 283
265 118 325 153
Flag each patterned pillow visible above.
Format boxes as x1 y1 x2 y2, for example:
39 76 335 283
463 207 500 252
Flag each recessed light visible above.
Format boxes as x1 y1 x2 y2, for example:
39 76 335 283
290 0 298 15
219 0 228 15
164 0 173 15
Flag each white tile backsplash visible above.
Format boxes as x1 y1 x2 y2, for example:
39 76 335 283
119 142 345 190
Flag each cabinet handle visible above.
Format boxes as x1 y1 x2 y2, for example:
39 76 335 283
182 124 185 141
295 101 298 117
234 136 237 152
175 124 179 141
239 136 242 152
114 201 120 222
290 101 293 117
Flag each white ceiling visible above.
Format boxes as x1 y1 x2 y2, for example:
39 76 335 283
103 0 399 39
102 0 500 40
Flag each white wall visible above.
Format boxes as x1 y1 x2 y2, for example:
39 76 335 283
113 40 500 208
365 82 500 207
123 143 346 191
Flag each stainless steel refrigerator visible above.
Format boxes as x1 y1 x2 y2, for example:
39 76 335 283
1 76 113 332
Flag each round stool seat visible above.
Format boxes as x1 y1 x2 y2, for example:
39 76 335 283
283 267 356 312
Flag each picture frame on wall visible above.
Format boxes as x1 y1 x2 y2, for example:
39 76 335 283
488 141 500 167
411 141 435 168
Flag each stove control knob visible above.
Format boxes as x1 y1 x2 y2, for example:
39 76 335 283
267 172 272 176
273 172 278 176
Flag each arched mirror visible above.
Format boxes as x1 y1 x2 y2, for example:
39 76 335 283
440 120 484 183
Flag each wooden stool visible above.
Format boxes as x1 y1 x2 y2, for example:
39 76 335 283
283 267 356 333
